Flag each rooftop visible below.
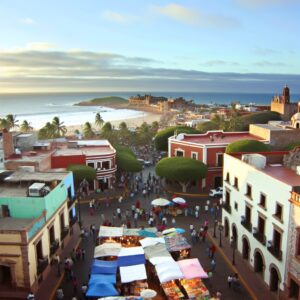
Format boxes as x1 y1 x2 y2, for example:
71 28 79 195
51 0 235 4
171 131 266 146
252 121 295 131
3 170 69 182
0 217 34 231
52 145 114 157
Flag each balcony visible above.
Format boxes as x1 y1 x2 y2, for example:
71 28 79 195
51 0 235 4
67 197 76 208
241 220 252 233
60 226 69 240
37 256 48 274
267 245 282 261
253 231 266 246
223 203 231 214
50 239 59 255
290 191 300 207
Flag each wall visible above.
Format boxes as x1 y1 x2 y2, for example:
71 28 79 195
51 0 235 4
51 154 85 169
249 124 271 141
169 141 204 161
206 146 225 167
222 154 291 290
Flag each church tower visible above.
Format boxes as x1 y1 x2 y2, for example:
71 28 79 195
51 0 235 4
282 85 290 104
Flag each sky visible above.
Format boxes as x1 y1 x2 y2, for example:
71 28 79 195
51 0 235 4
0 0 300 93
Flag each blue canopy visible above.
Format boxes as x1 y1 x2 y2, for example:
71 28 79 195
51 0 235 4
118 254 145 267
91 259 118 274
86 282 119 297
89 273 116 285
138 229 157 237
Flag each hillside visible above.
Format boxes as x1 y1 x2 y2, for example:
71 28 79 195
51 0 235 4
75 96 129 108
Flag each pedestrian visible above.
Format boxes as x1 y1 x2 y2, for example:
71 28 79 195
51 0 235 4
210 259 216 272
171 217 176 227
72 276 78 295
191 229 197 245
131 204 135 216
210 244 216 258
204 220 209 231
135 199 141 209
56 286 64 300
76 247 82 261
125 209 130 219
27 291 35 300
189 224 194 233
216 291 222 299
118 195 123 203
55 254 61 277
117 207 121 219
204 205 209 214
227 274 232 288
142 189 147 199
89 201 94 216
162 216 167 226
101 213 105 222
134 212 138 227
81 249 86 261
184 208 188 217
81 283 88 299
195 210 199 219
64 258 71 280
71 248 76 262
126 219 131 228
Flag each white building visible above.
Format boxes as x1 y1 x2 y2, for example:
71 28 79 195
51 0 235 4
222 152 300 296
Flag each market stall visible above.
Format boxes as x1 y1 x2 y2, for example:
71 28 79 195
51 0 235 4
90 260 118 275
179 278 210 299
118 247 145 267
165 234 191 260
94 243 122 259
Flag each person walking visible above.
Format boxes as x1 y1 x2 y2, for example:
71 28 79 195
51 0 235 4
117 207 121 219
81 249 86 261
210 244 216 258
227 274 232 288
191 229 197 245
134 211 138 227
56 287 64 300
27 291 35 300
72 276 78 295
55 254 61 277
81 283 88 299
210 259 216 272
171 217 176 227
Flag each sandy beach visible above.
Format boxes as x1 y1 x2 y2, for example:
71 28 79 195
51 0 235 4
64 111 162 135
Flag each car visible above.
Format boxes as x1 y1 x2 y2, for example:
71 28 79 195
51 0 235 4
209 187 223 197
144 160 152 167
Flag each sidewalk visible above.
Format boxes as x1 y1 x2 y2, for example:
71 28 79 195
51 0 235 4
35 224 81 300
207 228 276 300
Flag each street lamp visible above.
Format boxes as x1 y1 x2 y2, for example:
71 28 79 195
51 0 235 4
218 223 224 247
213 219 218 238
230 236 237 265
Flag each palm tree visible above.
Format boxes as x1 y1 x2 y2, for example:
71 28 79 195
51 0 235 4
0 118 10 130
95 112 104 129
6 114 19 130
118 121 127 131
83 122 94 138
20 120 33 132
52 116 67 137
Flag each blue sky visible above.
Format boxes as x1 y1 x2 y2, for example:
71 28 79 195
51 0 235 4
0 0 299 93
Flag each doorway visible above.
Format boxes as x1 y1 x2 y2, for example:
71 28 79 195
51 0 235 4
224 219 229 237
214 176 222 188
232 224 238 248
289 279 299 299
254 250 264 274
0 265 11 286
242 237 250 260
270 267 280 292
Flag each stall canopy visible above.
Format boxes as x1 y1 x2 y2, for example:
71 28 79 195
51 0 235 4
123 228 140 236
120 264 147 283
165 234 191 252
155 261 183 283
118 246 145 267
91 259 118 275
138 229 157 238
86 282 119 297
139 237 165 248
89 273 116 284
94 243 122 258
177 258 208 279
99 226 123 237
151 198 170 206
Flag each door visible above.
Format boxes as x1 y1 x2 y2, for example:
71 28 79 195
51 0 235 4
214 176 222 188
0 265 11 286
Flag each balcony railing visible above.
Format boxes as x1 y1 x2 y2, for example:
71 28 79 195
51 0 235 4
50 239 59 255
290 191 300 207
223 203 231 214
60 226 69 240
253 231 266 246
37 256 48 274
241 220 252 233
267 245 282 261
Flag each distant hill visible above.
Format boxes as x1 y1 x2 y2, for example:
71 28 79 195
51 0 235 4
75 96 129 107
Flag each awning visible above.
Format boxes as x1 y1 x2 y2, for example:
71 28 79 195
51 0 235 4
138 229 157 237
94 243 122 258
89 273 116 285
165 234 191 252
123 228 140 236
177 258 208 279
139 237 165 248
99 226 123 237
91 260 118 275
86 282 118 297
118 246 145 267
120 264 147 283
155 261 183 283
144 243 169 260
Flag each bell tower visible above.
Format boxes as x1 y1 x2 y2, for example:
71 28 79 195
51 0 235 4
282 85 290 104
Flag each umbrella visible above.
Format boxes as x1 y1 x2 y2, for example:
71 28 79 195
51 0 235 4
175 228 185 234
140 289 157 298
162 228 176 235
151 198 170 206
172 197 186 204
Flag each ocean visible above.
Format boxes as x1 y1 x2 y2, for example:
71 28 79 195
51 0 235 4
0 91 299 129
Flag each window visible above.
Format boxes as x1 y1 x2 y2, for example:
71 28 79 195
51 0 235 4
102 161 110 169
176 150 184 157
87 162 94 168
246 184 252 199
274 203 283 221
225 191 230 206
225 172 230 182
234 202 238 211
273 228 282 250
245 206 251 223
216 153 223 167
296 231 300 257
191 152 198 160
259 193 266 208
257 216 265 234
234 177 238 189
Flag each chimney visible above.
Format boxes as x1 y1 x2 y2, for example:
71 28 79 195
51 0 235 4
2 129 14 158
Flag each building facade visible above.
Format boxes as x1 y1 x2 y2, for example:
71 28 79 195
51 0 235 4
0 171 76 297
222 152 300 296
168 131 267 190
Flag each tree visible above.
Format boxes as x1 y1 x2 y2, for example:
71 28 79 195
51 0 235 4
0 118 11 130
151 121 159 134
6 114 19 130
197 121 220 133
156 157 207 192
154 126 200 151
83 122 94 138
67 164 96 187
52 116 67 137
38 122 56 139
20 120 33 132
115 146 142 173
226 139 271 154
285 142 300 151
95 112 104 128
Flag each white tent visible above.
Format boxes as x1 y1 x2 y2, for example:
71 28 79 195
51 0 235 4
94 243 122 258
155 261 183 283
149 256 175 266
139 237 165 248
118 246 144 257
99 226 123 237
120 264 147 283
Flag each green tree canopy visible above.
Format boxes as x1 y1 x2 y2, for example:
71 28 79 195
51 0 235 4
67 164 96 186
52 116 67 137
115 146 142 173
155 157 207 192
20 120 33 132
285 142 300 151
197 121 220 133
95 112 104 128
83 122 94 138
154 126 200 151
226 139 271 154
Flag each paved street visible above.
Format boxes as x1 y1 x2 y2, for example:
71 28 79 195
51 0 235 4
58 165 254 300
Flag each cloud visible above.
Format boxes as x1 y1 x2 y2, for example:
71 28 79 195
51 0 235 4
101 10 135 24
254 60 287 67
152 3 239 28
253 48 278 56
201 60 240 67
0 48 299 93
236 0 297 7
20 18 36 25
25 42 57 51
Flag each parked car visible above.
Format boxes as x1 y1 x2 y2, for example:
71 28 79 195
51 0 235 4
209 187 223 197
